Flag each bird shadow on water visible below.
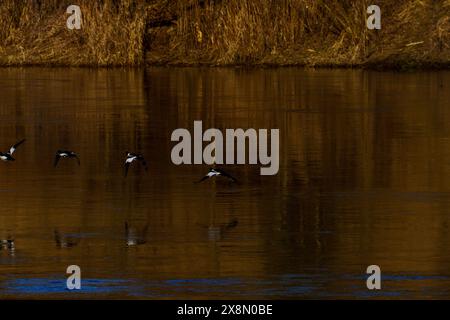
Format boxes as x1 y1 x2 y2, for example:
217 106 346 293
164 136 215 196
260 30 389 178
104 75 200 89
0 236 15 257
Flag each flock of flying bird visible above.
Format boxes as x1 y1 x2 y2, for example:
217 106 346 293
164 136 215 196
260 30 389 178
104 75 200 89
0 139 239 253
0 139 238 181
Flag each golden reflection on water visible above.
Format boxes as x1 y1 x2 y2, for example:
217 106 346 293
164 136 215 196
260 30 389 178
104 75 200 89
0 67 449 299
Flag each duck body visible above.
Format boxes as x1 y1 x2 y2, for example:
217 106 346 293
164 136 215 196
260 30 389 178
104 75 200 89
54 150 80 167
0 152 14 162
0 139 26 162
124 152 148 177
197 168 238 183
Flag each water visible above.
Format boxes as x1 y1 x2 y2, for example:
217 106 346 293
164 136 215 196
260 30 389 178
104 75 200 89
0 67 449 299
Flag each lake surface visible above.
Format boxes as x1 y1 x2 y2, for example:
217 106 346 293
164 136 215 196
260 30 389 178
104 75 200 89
0 67 449 299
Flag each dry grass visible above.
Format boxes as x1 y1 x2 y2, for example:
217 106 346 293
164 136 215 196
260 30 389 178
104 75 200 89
148 0 371 66
1 0 449 68
0 0 148 66
362 0 450 68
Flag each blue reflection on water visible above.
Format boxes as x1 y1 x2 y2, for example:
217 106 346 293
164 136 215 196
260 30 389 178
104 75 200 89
3 272 449 298
166 278 242 286
4 277 130 295
343 274 450 281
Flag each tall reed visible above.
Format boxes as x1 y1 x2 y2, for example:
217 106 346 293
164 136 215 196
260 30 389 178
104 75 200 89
0 0 148 66
1 0 448 67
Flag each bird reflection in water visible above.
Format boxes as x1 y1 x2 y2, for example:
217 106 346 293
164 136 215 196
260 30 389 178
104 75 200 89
125 221 149 247
54 229 80 248
0 236 15 256
206 219 239 241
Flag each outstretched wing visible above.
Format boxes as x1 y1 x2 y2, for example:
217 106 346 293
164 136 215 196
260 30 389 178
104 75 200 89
124 161 130 177
196 174 210 184
10 139 25 155
54 154 61 167
138 156 148 171
74 154 81 166
124 222 130 237
141 222 149 238
218 169 238 183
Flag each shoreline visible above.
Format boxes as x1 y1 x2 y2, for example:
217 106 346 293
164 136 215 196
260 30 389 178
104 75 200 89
1 60 449 70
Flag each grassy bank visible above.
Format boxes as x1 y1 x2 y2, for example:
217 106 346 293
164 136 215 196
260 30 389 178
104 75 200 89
0 0 449 68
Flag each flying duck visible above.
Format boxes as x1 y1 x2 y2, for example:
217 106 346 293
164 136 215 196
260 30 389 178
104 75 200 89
54 150 80 167
124 152 148 177
0 139 26 162
197 168 238 183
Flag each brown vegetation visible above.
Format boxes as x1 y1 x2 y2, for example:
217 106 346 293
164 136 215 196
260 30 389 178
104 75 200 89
0 0 449 68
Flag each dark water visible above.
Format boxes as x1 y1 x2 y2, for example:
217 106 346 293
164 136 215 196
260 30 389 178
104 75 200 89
0 67 449 299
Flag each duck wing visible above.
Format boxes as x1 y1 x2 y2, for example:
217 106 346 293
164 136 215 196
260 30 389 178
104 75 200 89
73 154 81 166
54 154 61 167
196 174 211 184
9 139 26 155
124 161 131 177
217 169 238 183
138 156 148 171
